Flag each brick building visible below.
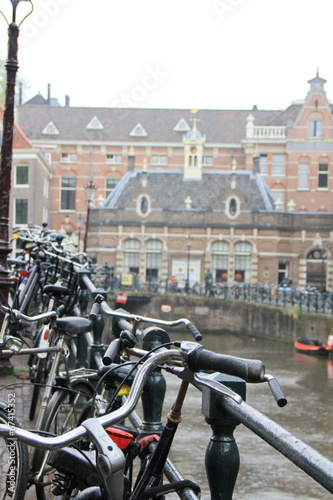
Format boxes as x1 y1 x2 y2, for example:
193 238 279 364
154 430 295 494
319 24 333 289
0 104 52 234
14 73 333 289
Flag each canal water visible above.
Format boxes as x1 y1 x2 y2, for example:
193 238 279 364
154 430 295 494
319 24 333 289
158 332 333 499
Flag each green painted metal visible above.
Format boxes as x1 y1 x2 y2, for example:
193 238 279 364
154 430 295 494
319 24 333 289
202 374 246 500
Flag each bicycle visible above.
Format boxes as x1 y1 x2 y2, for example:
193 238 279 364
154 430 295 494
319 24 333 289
0 304 95 499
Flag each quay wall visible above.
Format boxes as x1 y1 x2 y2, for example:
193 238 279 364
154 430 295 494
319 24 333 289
116 295 333 342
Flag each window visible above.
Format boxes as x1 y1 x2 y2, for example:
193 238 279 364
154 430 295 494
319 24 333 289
298 162 310 189
151 154 168 165
272 154 285 175
61 153 77 163
225 196 240 219
259 155 268 174
318 163 329 189
123 239 140 275
146 239 162 281
203 156 213 166
15 198 28 225
308 119 323 138
212 241 229 282
61 177 76 210
105 178 120 198
234 241 252 283
137 194 151 217
15 165 29 186
106 153 122 164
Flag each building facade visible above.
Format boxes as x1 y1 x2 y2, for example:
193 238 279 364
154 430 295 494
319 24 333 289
14 74 333 289
0 104 53 240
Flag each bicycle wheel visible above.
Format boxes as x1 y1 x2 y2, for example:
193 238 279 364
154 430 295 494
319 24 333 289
0 404 29 500
32 379 94 500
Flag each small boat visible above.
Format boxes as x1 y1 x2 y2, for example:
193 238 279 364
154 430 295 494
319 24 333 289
294 335 333 356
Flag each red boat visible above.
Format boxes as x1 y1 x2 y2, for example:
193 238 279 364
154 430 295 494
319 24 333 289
294 335 333 356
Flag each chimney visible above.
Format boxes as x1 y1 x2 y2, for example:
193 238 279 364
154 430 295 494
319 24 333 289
47 84 51 105
128 146 135 172
19 82 22 105
65 95 70 107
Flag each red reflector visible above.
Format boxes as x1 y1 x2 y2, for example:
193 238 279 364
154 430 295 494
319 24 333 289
43 330 49 340
12 277 19 283
20 270 29 278
105 427 134 450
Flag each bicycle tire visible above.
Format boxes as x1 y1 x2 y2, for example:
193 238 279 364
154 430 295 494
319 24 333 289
33 379 94 500
0 404 29 500
29 357 47 421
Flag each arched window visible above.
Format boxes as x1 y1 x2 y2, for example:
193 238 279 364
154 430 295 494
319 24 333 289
212 241 229 282
146 239 163 281
123 239 141 275
234 241 252 283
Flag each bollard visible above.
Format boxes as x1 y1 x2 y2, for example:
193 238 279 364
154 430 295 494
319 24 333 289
202 374 246 500
89 288 108 369
140 326 170 436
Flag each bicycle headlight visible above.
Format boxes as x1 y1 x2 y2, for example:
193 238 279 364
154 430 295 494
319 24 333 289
5 336 23 353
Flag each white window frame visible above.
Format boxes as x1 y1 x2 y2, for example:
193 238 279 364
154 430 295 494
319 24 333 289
15 165 29 187
60 176 76 212
202 155 213 166
308 119 323 138
318 163 329 190
14 198 28 225
271 154 285 176
259 155 268 174
298 162 310 190
137 194 151 217
106 153 122 164
105 178 120 198
225 195 240 219
61 152 77 163
151 154 168 166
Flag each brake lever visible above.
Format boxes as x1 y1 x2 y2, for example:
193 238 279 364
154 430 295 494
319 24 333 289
194 372 243 404
167 366 242 404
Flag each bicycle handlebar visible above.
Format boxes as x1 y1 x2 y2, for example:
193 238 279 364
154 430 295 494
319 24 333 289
181 342 265 382
0 303 57 324
88 293 203 341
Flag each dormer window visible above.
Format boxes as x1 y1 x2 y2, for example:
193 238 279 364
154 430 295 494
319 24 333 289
225 195 240 219
137 194 151 217
42 121 59 135
308 119 323 138
130 123 147 137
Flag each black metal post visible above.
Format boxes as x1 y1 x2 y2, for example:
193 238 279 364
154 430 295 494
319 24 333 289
0 20 19 325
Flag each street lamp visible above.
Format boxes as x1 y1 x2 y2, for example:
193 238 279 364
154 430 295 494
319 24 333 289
0 0 32 326
76 214 84 253
186 234 192 293
83 180 97 253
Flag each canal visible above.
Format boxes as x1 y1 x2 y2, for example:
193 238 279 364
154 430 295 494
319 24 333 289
159 332 333 499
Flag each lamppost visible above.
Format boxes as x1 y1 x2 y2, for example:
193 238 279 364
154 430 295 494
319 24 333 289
83 180 97 253
186 234 192 293
76 214 84 253
0 0 32 327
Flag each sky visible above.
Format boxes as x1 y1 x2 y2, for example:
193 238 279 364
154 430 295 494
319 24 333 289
0 0 333 111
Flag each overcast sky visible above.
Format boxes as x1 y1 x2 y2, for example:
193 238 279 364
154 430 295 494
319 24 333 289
0 0 332 111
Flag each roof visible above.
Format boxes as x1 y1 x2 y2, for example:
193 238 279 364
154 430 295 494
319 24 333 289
104 169 275 212
0 104 33 149
16 106 282 144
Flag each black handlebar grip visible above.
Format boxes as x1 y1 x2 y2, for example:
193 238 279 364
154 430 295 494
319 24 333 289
268 377 287 407
89 302 101 322
186 322 203 341
187 346 265 382
103 338 122 366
